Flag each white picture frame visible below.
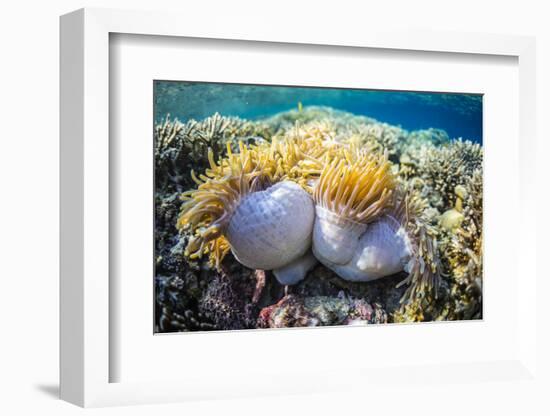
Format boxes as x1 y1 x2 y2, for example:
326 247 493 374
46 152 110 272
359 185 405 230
60 7 538 408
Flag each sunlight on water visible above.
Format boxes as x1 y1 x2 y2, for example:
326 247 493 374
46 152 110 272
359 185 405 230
154 81 483 143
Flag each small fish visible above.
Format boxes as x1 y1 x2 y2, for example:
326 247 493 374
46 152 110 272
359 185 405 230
298 101 303 113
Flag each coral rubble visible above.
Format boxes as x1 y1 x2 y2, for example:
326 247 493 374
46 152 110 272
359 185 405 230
257 294 388 328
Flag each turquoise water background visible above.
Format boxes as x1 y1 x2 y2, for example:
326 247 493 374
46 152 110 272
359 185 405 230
154 81 483 144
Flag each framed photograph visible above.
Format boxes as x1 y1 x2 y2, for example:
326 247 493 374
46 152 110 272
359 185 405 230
60 8 538 408
152 80 483 333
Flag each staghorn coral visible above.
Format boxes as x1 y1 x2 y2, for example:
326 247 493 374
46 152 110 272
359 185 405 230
261 106 352 132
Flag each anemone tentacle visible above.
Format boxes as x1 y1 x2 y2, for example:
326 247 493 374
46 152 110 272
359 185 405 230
177 133 341 269
313 149 395 224
388 189 441 303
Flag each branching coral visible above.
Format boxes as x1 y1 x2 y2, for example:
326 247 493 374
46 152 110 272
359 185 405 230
154 113 275 192
393 168 482 321
154 115 198 191
420 139 482 211
191 112 272 161
341 122 408 161
438 169 483 320
396 129 450 181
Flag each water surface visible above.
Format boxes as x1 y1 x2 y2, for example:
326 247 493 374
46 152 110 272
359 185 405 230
154 81 483 143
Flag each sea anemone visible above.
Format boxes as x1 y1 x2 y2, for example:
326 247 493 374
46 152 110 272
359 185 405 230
312 150 440 302
391 189 441 302
312 150 398 276
179 131 441 300
177 137 329 284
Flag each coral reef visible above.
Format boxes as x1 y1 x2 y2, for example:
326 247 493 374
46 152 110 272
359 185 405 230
393 142 483 321
155 106 483 331
155 113 273 192
418 139 482 211
175 137 328 269
437 169 483 320
264 106 408 159
155 113 274 331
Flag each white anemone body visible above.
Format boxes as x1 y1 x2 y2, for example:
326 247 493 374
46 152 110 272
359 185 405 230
272 250 318 285
312 206 412 282
226 181 315 272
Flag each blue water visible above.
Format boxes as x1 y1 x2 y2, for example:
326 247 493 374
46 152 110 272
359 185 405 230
154 81 483 144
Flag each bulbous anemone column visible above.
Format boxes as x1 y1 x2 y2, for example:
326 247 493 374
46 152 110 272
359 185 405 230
177 141 318 285
311 151 406 281
225 181 316 283
311 150 441 303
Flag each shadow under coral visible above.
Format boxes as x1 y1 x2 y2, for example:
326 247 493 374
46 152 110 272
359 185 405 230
155 250 409 332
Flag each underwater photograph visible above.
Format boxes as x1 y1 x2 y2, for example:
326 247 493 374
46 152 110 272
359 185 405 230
154 81 483 332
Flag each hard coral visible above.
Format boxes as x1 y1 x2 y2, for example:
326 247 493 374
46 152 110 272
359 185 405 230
421 139 482 211
155 107 483 330
154 113 274 192
438 169 483 320
393 168 482 322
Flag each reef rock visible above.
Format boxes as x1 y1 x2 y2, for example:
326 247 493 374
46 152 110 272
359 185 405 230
257 294 387 328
